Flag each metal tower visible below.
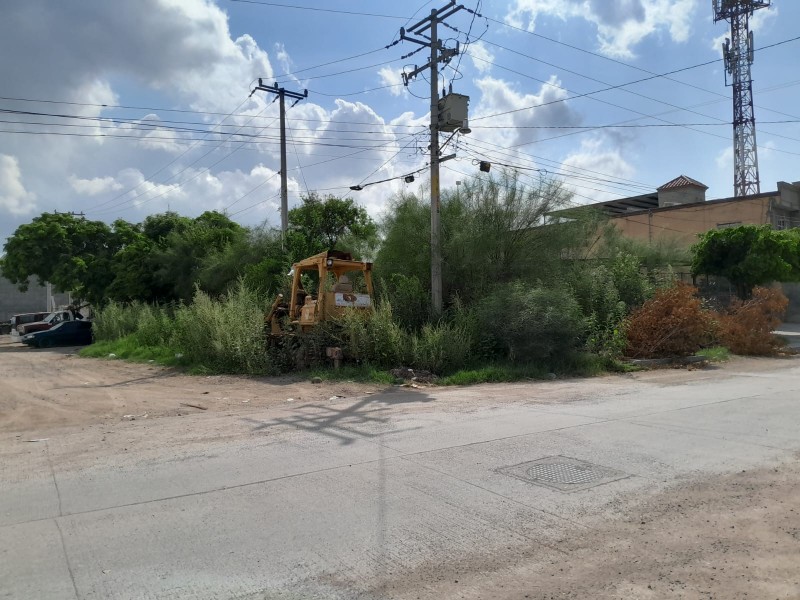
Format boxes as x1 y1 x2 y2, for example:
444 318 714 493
713 0 770 197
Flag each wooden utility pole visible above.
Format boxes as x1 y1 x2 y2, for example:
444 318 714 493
400 1 462 315
254 80 307 232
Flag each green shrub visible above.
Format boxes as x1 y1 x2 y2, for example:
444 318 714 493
379 273 429 330
570 265 628 358
333 302 409 367
133 304 174 347
92 301 151 341
475 282 586 362
410 318 473 374
171 280 275 374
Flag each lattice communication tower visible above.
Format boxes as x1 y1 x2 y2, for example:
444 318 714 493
712 0 771 197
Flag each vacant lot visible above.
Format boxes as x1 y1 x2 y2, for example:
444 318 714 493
1 336 799 599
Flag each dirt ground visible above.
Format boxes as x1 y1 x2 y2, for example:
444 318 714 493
2 337 799 599
0 337 382 434
1 336 795 436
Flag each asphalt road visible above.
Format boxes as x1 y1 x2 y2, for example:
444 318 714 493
2 351 800 599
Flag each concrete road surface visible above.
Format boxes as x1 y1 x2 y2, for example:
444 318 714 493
2 352 800 599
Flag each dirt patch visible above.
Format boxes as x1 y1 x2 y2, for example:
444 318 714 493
3 336 798 435
0 338 383 434
377 458 800 599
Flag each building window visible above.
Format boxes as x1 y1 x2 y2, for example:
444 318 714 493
775 215 788 230
716 221 742 229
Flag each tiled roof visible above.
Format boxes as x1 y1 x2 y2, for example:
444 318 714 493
657 175 708 191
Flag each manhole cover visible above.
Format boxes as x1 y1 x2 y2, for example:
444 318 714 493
498 456 628 492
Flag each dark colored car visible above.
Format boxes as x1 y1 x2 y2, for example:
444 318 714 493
21 320 93 348
17 310 83 336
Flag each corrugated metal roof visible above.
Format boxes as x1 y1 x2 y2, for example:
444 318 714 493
657 175 708 191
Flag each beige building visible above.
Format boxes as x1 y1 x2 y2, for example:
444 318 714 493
557 175 800 320
579 175 800 247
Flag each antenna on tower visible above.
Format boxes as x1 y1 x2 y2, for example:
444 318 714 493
713 0 771 197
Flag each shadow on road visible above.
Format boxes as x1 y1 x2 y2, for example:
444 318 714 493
48 370 176 391
243 387 433 445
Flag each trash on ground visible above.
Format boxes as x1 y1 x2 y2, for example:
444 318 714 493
179 402 208 410
25 438 49 442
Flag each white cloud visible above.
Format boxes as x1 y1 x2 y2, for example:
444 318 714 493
506 0 697 58
0 0 274 116
561 136 636 202
0 155 37 216
68 175 124 196
471 75 583 147
377 66 404 97
715 145 733 170
467 41 495 74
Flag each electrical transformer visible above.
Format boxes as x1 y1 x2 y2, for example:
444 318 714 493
437 93 469 132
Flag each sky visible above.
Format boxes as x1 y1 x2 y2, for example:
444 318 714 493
1 0 798 248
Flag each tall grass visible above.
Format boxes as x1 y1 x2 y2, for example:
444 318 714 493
331 300 475 374
172 282 274 374
89 281 275 375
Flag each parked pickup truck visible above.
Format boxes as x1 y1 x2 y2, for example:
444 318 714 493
14 309 84 337
7 312 49 337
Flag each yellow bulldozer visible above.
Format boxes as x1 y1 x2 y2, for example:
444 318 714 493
266 249 374 332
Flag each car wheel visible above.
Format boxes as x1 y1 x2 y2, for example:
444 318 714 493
39 338 54 348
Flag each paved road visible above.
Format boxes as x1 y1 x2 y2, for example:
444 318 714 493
2 355 800 599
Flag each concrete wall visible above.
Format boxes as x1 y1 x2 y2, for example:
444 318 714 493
658 186 706 207
0 277 71 322
782 283 800 324
612 196 772 247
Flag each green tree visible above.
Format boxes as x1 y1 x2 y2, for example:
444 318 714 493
199 226 289 297
376 171 580 306
286 193 378 260
151 211 245 302
691 225 800 299
1 212 130 305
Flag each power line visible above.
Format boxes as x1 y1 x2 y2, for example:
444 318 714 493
487 13 800 123
227 0 408 20
10 113 800 137
470 34 800 123
0 98 430 129
466 37 800 147
84 92 258 212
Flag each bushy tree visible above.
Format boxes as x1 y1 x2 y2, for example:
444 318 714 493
376 171 583 306
286 193 378 261
691 225 800 298
1 212 131 305
199 227 288 297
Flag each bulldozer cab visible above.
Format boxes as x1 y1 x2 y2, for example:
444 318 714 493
268 250 374 334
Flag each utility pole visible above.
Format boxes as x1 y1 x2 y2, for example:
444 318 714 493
254 79 307 232
400 1 463 315
713 0 770 197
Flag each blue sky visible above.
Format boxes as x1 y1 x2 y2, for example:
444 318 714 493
1 0 798 247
